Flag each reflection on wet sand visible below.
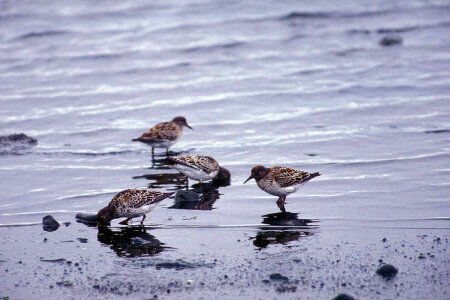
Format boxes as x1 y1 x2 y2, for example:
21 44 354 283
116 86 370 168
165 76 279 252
146 149 194 168
170 183 221 210
149 156 173 170
97 226 167 257
253 212 317 249
133 172 187 189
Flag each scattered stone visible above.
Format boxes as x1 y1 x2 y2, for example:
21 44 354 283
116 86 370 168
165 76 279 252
418 254 426 259
276 285 297 293
40 258 66 263
269 273 289 282
56 280 73 287
156 261 195 270
379 36 403 46
0 133 37 154
333 293 356 300
43 215 60 232
376 264 398 278
75 213 99 225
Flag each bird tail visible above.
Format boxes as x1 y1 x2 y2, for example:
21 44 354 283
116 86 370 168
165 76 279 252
154 192 176 203
132 138 141 142
165 157 179 165
309 172 321 179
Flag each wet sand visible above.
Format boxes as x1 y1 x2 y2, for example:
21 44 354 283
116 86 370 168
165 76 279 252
1 221 448 299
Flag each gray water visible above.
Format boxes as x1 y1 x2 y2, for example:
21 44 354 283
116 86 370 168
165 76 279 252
1 0 449 299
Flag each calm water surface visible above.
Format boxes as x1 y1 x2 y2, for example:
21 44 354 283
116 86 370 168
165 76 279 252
0 0 449 299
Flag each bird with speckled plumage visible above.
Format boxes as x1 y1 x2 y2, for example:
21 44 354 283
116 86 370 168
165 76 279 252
97 189 174 226
244 165 320 212
132 116 192 157
166 154 231 186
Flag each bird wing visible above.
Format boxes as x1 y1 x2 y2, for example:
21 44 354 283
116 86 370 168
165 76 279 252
110 189 174 211
169 155 219 174
270 166 317 187
138 122 180 142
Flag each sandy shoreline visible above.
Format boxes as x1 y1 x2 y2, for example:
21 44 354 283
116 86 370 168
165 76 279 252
1 220 448 299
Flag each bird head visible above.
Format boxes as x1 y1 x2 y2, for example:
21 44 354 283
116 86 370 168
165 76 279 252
172 116 193 129
96 206 113 226
244 165 269 183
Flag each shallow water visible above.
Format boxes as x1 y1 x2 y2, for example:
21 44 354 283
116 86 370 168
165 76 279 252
1 0 449 299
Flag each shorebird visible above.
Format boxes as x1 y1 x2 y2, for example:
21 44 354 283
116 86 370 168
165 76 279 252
244 165 320 212
166 154 231 187
97 189 174 226
132 116 192 157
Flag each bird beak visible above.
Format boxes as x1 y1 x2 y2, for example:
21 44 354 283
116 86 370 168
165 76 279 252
244 175 254 184
186 123 193 130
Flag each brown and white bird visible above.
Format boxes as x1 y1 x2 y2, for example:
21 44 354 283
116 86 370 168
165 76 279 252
166 155 231 186
244 165 320 212
97 189 174 225
132 116 192 157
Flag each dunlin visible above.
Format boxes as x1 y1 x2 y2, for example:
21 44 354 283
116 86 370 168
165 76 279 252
97 189 174 225
133 116 192 157
166 154 230 186
244 165 320 212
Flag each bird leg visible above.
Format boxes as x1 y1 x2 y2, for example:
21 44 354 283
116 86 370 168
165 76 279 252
140 214 146 226
276 197 286 213
119 218 131 225
151 147 155 158
185 176 189 190
166 148 169 155
276 197 282 206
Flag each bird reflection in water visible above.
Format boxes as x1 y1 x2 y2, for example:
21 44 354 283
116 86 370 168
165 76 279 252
133 172 188 189
97 226 167 257
252 212 317 249
147 149 194 168
170 183 221 210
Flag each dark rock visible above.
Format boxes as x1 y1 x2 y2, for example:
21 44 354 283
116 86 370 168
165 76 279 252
276 285 297 293
40 258 66 263
75 212 99 225
333 293 356 300
56 280 73 287
0 133 37 155
379 36 403 46
156 261 195 270
269 273 289 282
376 264 398 278
42 215 60 232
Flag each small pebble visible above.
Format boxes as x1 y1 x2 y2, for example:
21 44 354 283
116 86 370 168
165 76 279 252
333 294 355 300
269 273 289 282
42 215 60 232
379 36 403 46
376 264 398 278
